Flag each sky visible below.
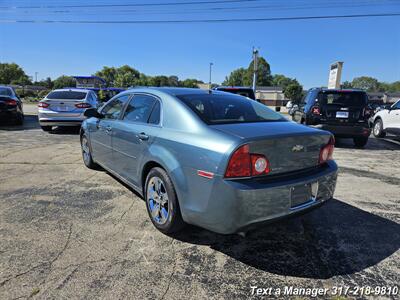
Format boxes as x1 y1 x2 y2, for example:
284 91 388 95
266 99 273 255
0 0 399 89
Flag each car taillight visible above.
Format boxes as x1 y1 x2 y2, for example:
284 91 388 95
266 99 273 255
75 103 92 109
311 106 320 115
225 144 270 178
319 136 335 164
38 102 49 108
5 99 17 106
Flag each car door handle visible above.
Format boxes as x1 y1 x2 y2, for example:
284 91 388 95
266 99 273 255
137 132 149 141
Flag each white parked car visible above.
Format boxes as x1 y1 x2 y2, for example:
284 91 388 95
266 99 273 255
372 99 400 138
38 89 99 131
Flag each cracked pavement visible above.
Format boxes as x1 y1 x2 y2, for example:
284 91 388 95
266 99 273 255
0 113 399 299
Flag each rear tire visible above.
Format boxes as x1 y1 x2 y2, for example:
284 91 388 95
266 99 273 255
373 119 386 138
80 134 99 170
145 167 185 234
15 113 24 125
353 136 369 148
41 126 52 132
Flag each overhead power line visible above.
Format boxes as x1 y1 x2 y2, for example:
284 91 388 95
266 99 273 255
0 0 260 9
1 12 399 24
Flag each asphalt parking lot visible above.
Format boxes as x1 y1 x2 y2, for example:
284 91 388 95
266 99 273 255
0 108 399 299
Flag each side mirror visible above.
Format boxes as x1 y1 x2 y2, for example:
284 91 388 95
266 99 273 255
84 108 103 119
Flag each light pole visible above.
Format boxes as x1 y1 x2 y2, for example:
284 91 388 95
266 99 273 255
252 48 259 92
35 72 38 83
209 62 213 89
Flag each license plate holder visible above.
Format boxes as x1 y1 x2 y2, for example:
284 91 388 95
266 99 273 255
290 183 315 208
57 106 69 112
336 111 349 118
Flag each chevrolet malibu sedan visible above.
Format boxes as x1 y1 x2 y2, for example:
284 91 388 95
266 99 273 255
80 88 338 234
38 88 99 131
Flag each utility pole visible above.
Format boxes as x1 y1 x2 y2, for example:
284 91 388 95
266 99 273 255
252 47 259 92
209 62 213 90
35 72 38 83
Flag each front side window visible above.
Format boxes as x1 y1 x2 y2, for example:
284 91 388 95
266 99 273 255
102 94 130 120
123 94 157 123
177 93 285 125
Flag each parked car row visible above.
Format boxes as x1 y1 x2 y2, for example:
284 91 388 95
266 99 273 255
0 86 24 125
4 84 397 235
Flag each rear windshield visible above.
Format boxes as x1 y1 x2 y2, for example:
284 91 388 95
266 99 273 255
319 91 367 107
0 87 12 97
216 88 255 100
177 93 285 125
47 91 87 100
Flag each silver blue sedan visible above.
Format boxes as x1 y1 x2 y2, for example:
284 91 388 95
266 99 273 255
80 88 338 234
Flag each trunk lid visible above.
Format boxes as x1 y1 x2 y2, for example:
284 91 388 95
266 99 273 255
211 121 331 175
44 99 83 112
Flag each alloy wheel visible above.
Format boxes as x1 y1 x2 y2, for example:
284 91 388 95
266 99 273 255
147 176 170 225
81 136 91 165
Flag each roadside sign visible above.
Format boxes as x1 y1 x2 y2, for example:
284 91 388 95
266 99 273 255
328 61 344 89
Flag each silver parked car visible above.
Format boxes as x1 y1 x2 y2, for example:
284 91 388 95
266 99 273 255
38 88 99 131
80 88 338 234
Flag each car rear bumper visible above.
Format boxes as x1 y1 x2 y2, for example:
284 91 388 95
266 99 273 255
180 161 338 234
39 119 83 126
38 111 85 126
313 123 371 138
0 109 19 120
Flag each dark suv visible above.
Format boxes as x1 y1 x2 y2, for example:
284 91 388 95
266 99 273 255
292 88 371 147
213 86 256 100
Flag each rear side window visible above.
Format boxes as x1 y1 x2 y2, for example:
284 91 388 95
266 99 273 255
319 91 367 107
148 101 161 124
123 94 157 123
47 91 87 100
177 93 285 125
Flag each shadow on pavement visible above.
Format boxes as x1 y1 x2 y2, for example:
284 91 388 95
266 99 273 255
335 136 400 151
0 115 40 131
174 199 400 279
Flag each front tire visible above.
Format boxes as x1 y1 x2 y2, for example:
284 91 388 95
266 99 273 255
145 167 185 234
81 134 99 169
353 136 369 148
373 119 386 138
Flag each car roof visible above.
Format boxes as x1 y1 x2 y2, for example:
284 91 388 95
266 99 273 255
310 87 366 93
214 86 253 90
51 88 91 93
124 87 225 96
0 86 13 90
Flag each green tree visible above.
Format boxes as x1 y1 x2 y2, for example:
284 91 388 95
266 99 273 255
284 82 303 104
351 76 380 92
95 66 117 86
168 75 179 87
341 81 353 89
223 56 272 87
247 56 272 86
222 68 248 86
180 78 201 88
0 62 31 85
271 74 299 90
53 75 76 89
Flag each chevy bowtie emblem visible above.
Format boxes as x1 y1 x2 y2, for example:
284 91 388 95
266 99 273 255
292 145 304 152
